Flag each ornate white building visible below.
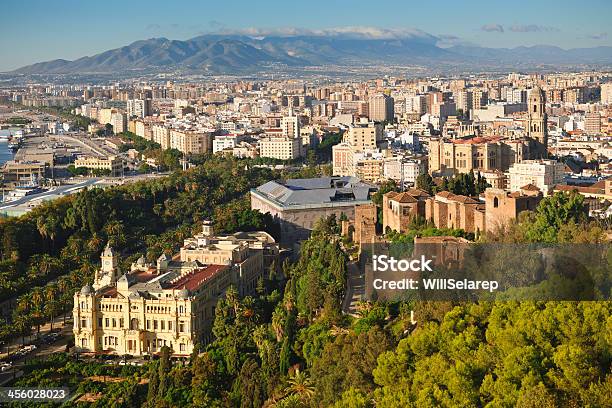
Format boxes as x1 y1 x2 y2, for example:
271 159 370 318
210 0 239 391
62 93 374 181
73 223 278 357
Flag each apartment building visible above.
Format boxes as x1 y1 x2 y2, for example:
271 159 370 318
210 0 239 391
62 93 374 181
343 120 383 152
507 159 565 195
259 136 302 160
127 98 152 118
169 129 213 155
74 156 124 177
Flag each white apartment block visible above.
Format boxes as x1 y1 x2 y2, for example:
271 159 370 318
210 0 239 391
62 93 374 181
281 115 300 138
213 134 243 154
259 136 302 160
110 112 127 134
508 160 565 195
127 99 152 118
332 143 355 176
383 157 428 185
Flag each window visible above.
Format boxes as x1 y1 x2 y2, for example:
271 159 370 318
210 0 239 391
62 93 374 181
98 318 102 327
180 343 186 352
493 197 499 208
119 318 124 328
154 320 158 330
179 322 185 333
105 318 110 328
81 319 87 328
161 321 165 331
168 321 173 331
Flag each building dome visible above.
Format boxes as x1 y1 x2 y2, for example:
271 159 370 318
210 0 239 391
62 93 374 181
177 288 190 299
80 284 93 295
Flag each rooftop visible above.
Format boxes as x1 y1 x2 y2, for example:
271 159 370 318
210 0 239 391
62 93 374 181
253 176 376 208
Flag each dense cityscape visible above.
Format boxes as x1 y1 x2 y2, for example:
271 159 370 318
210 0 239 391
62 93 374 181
0 1 611 407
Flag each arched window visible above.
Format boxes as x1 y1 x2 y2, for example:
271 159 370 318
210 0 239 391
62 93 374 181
493 197 499 208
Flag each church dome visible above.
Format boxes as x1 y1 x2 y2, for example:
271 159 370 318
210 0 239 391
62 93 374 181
80 284 93 295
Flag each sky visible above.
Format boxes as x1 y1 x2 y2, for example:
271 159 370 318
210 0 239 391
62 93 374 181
1 0 611 71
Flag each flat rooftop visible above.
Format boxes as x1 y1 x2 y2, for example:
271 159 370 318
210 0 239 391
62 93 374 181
252 176 376 209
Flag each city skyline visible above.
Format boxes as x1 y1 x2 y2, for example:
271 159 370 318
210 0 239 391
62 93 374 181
1 0 612 71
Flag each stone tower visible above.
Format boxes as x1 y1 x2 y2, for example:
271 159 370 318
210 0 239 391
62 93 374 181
526 86 548 158
93 244 119 290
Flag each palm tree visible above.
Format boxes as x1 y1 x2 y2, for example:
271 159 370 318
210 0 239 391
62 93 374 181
57 276 70 325
284 369 315 402
44 285 58 331
13 315 32 346
30 287 44 335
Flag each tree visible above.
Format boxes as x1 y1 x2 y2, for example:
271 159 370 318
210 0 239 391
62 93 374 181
416 173 435 195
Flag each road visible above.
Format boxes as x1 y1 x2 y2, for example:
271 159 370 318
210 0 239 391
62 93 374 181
0 178 101 211
342 262 365 316
0 317 73 386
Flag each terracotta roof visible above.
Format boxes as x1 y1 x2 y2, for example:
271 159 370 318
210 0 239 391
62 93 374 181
553 184 603 194
520 183 541 191
393 192 418 203
405 188 431 198
436 191 454 198
100 286 117 297
167 264 228 291
385 191 399 199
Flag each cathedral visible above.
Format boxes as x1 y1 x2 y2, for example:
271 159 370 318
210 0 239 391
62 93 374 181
526 86 548 158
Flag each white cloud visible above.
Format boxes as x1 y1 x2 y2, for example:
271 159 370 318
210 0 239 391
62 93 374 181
215 26 439 43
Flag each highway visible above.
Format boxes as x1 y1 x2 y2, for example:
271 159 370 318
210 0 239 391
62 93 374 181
0 178 101 211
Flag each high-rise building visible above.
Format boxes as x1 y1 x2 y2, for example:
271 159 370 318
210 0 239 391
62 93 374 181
472 89 488 110
343 120 383 152
368 94 394 122
110 112 127 134
601 83 612 105
526 86 548 157
454 90 473 113
584 112 602 135
127 99 152 118
281 115 300 138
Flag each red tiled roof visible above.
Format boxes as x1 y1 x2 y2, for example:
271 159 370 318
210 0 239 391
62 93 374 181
520 183 541 191
553 184 603 194
131 269 158 283
167 264 228 291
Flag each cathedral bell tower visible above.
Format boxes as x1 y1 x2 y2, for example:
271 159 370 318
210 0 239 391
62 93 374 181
526 86 548 158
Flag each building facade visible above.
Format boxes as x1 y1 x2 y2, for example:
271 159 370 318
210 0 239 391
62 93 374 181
73 225 278 357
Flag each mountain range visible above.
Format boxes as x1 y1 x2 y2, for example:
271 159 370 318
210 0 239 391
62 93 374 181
11 34 612 75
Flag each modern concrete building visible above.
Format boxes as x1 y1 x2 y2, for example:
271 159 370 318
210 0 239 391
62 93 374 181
343 120 383 152
251 176 377 243
508 159 565 195
1 160 47 186
127 99 152 118
259 136 302 160
368 94 395 122
74 156 124 177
